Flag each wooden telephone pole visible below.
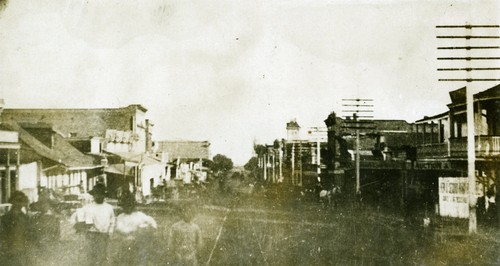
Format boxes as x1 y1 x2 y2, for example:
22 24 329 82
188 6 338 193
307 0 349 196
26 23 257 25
342 99 375 200
436 24 500 234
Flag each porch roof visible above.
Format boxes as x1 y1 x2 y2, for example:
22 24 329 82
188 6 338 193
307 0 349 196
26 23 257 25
3 122 98 169
107 152 163 166
104 163 134 176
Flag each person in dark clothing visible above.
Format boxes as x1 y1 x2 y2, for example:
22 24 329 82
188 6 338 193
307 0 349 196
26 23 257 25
0 191 33 266
168 202 202 266
31 195 61 264
485 187 497 226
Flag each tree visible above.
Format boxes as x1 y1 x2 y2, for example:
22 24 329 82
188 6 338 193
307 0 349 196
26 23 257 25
211 154 234 175
254 144 267 157
244 157 258 172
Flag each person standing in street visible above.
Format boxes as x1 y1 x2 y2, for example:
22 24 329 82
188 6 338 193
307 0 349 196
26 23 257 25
168 202 203 266
113 190 157 266
78 183 116 266
0 191 33 266
31 193 61 265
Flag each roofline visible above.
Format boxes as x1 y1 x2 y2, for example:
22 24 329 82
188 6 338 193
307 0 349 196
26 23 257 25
43 164 103 172
415 110 449 123
67 165 104 171
154 140 210 143
128 104 148 113
3 105 148 112
447 84 500 108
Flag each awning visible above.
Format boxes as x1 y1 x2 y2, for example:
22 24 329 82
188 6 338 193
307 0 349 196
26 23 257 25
107 152 163 166
104 163 134 176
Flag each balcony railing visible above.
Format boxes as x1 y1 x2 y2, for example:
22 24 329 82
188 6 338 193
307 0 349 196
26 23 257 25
417 136 500 159
417 142 449 158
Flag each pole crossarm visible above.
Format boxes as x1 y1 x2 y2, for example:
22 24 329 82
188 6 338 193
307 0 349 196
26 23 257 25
438 68 500 71
437 36 500 39
341 110 373 113
341 99 373 101
438 46 500 50
342 104 374 107
436 25 500 28
438 57 500 60
439 79 500 82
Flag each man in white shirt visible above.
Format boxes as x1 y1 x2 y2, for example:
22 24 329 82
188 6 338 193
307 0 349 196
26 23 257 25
81 183 116 266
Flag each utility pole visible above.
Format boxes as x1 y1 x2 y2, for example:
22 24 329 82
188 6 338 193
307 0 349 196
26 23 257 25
291 143 295 185
436 24 500 234
279 140 283 182
342 99 374 200
354 113 360 195
308 127 327 176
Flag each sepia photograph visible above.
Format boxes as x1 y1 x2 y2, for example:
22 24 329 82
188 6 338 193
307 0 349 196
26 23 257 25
0 0 499 265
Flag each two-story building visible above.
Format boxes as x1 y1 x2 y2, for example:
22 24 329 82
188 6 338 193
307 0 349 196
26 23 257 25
415 84 499 222
1 104 164 199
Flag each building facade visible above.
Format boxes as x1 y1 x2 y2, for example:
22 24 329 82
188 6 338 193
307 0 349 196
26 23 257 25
415 85 499 224
153 140 211 184
1 104 161 200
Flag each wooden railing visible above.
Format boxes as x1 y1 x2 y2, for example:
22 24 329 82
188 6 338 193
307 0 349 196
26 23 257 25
417 142 449 158
417 136 500 159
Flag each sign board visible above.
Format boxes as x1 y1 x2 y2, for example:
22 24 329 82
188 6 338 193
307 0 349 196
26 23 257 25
438 177 469 218
438 177 482 218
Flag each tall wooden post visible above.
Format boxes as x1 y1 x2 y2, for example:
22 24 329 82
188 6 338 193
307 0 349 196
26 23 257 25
355 113 360 195
291 143 295 185
16 149 20 191
466 86 477 233
6 149 11 200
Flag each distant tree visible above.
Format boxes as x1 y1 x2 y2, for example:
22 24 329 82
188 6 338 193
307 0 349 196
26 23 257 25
254 144 267 157
0 0 7 12
211 154 234 175
244 157 258 172
273 139 279 149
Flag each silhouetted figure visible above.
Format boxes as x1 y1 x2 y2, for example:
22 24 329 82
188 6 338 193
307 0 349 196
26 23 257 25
31 193 61 264
168 202 202 266
476 196 486 225
485 187 497 226
30 188 58 214
0 191 33 266
113 191 157 266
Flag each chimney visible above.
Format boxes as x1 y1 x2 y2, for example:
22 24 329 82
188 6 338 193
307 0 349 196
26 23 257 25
145 119 153 153
0 98 4 124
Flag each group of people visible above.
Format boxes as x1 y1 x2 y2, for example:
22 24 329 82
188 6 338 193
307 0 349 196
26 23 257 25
0 184 203 266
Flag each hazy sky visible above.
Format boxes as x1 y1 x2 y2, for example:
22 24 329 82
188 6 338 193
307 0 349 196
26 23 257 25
0 0 499 165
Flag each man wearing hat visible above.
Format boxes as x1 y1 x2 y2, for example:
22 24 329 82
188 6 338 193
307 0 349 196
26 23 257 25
80 183 116 266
